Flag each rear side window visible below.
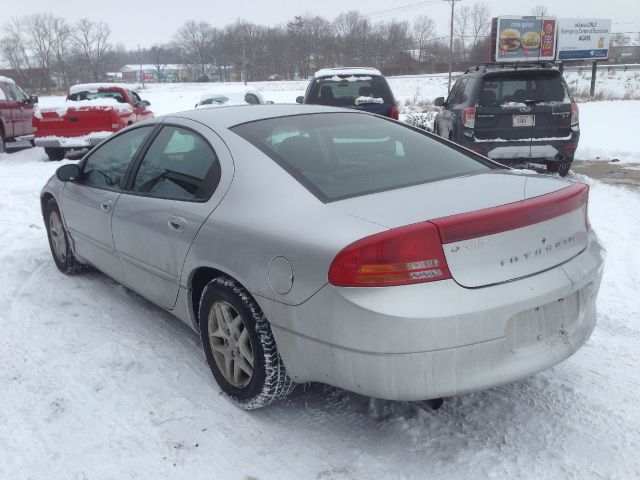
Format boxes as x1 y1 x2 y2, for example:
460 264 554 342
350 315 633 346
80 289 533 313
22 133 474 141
479 73 570 106
68 90 127 103
0 84 7 101
131 126 220 201
308 76 393 106
7 83 28 102
233 113 491 202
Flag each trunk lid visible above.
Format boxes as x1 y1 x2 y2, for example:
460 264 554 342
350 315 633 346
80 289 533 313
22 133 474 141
331 172 588 288
473 70 573 155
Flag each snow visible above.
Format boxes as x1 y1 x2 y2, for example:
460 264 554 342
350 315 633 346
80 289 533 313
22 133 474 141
314 67 381 78
354 95 384 105
575 101 640 163
0 144 639 479
35 98 133 118
69 83 141 94
0 75 16 84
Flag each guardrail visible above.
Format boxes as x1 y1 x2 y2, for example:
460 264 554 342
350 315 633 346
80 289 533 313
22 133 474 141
563 63 640 73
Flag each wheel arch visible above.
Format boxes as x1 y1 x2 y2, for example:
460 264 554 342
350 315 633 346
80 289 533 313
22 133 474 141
40 192 56 219
188 266 253 326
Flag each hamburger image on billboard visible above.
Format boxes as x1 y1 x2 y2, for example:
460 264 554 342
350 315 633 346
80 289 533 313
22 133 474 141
494 16 556 62
500 29 521 51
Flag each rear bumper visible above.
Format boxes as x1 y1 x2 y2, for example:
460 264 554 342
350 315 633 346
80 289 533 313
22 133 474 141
462 129 580 163
261 231 604 401
34 131 113 149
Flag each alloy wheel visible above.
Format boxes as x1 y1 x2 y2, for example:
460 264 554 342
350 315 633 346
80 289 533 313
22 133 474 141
208 300 254 388
49 211 67 263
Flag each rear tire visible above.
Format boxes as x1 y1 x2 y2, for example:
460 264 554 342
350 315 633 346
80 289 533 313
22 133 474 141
546 161 560 173
44 198 86 274
0 131 5 154
558 160 572 177
199 276 295 409
45 147 66 161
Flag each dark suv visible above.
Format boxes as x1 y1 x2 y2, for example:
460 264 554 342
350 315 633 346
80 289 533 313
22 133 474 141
296 68 399 120
434 63 579 176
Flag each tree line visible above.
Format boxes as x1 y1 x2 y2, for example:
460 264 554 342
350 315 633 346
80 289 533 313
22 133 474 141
3 6 636 91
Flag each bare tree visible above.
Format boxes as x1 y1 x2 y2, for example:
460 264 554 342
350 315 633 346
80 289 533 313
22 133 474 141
469 3 490 50
25 14 63 91
413 14 436 64
52 17 71 88
73 19 111 82
0 18 33 85
174 20 216 78
454 5 471 62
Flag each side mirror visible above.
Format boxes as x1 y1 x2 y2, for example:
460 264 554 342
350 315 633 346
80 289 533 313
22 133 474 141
56 163 81 182
29 95 39 104
434 97 445 107
295 96 304 104
195 104 199 109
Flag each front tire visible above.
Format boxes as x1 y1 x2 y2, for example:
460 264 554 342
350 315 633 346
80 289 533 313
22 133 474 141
45 147 66 161
199 276 295 409
558 160 572 177
44 198 85 274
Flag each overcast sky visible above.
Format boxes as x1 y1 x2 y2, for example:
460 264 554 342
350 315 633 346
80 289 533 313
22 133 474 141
9 0 640 48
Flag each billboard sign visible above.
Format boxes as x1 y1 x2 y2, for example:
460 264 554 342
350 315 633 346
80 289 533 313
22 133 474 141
557 18 611 61
494 17 557 62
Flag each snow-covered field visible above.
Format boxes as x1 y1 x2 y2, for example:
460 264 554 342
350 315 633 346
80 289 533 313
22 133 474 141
1 146 639 479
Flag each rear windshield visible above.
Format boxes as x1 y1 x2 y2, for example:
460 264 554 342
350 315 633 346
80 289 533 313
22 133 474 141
232 113 492 202
479 73 570 107
68 90 127 103
308 75 393 107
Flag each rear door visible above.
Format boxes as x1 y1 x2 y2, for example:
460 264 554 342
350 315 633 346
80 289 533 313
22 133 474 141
474 73 535 158
438 77 468 140
111 119 232 310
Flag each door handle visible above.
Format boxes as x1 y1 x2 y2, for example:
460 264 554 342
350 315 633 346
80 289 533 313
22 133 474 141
168 216 186 232
100 200 113 212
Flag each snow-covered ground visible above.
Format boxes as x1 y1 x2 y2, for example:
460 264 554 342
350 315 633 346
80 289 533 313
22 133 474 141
1 135 640 477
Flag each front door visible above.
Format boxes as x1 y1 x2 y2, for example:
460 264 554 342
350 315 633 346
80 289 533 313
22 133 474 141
61 125 155 281
6 83 33 137
112 121 228 309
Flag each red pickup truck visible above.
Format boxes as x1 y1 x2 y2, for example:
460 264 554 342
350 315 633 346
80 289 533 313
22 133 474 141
33 83 154 160
0 76 38 153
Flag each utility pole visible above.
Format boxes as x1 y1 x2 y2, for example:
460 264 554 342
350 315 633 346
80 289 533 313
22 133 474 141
444 0 460 93
138 44 145 89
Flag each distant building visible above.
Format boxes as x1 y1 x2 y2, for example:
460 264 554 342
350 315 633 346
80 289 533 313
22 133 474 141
119 64 187 83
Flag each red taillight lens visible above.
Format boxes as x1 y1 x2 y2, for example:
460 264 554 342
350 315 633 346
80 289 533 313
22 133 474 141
432 183 589 244
390 105 399 120
462 106 476 129
571 103 579 126
328 222 451 287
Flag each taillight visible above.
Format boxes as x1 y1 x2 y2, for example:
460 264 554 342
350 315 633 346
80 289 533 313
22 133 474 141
571 103 579 126
328 222 451 287
390 105 399 120
432 183 589 244
462 107 476 129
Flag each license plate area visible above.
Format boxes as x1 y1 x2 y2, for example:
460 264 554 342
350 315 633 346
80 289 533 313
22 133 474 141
512 114 535 127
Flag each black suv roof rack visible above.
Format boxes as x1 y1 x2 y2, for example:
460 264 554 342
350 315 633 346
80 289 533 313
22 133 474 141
464 62 557 74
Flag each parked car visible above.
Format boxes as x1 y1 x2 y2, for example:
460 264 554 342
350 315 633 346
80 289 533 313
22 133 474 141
33 83 154 161
0 75 38 153
296 67 399 119
42 105 603 409
194 88 265 109
434 63 579 176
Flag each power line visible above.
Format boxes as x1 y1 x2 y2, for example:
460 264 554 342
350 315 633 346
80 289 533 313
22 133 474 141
365 0 440 19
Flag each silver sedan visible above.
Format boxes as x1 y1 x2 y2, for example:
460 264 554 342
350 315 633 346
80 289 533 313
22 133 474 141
41 105 605 409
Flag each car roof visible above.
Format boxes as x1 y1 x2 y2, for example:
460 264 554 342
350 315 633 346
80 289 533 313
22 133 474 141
69 83 138 94
313 67 382 78
168 104 349 130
